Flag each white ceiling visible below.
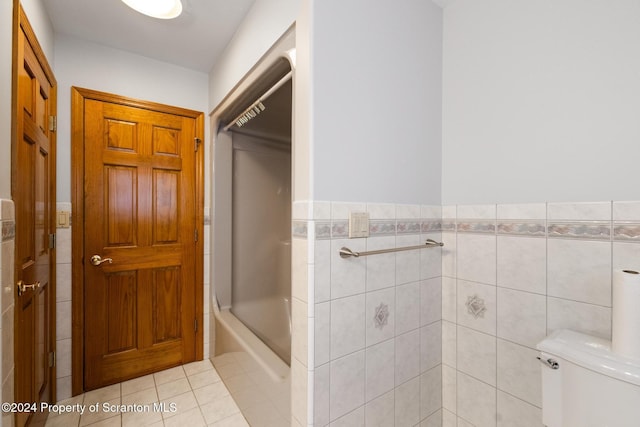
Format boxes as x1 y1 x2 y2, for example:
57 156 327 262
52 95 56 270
43 0 257 72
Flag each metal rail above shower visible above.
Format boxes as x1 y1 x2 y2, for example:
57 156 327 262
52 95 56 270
339 239 444 259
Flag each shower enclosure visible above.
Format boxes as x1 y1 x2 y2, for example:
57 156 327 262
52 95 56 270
227 74 292 365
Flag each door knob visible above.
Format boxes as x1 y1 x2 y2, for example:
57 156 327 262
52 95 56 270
17 280 40 296
90 255 113 266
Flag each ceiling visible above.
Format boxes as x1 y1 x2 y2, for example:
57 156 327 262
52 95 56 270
43 0 257 72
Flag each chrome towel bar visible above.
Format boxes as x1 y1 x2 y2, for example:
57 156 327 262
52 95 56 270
339 239 444 259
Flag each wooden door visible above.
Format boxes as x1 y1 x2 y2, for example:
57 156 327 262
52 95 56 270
12 5 57 427
71 88 204 391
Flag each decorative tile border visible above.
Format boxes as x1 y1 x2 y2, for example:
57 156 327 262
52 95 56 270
331 221 349 239
315 222 331 240
2 221 15 242
300 210 640 243
497 221 546 237
369 220 396 237
397 220 421 235
292 220 308 239
614 223 640 242
547 221 610 240
421 220 442 233
441 219 456 232
457 220 495 234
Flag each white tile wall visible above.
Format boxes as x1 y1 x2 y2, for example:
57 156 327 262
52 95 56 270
456 234 496 285
456 326 496 387
330 294 365 359
364 390 394 426
1 199 15 427
55 208 73 400
310 201 443 426
547 239 612 306
496 236 546 295
395 330 420 385
365 340 395 401
395 376 420 426
497 288 546 348
366 237 396 292
456 371 496 427
441 200 640 427
395 282 420 335
330 351 365 420
330 239 366 299
420 365 442 419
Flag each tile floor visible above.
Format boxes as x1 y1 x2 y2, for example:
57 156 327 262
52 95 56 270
44 359 250 427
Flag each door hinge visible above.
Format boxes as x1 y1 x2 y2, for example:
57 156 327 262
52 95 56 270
194 318 198 332
49 115 57 132
195 229 198 242
194 137 202 152
48 351 56 368
49 233 56 249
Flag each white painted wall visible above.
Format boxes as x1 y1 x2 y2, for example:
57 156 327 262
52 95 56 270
208 0 301 111
442 0 640 204
311 0 443 205
54 34 209 202
0 1 13 199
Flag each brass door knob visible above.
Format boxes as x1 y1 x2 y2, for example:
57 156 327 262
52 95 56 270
90 255 113 266
17 280 40 296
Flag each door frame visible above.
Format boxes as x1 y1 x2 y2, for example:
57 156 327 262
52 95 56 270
71 87 205 395
11 0 58 414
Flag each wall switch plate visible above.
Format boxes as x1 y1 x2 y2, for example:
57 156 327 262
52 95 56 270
56 211 70 228
349 212 369 238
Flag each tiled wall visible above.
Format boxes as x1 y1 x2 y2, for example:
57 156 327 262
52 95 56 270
1 199 15 427
55 202 73 400
204 207 211 360
441 201 640 427
54 205 211 401
292 201 444 427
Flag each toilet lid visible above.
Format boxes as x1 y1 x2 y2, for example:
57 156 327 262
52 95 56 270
537 329 640 386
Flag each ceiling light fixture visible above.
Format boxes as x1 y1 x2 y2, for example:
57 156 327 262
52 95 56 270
121 0 183 19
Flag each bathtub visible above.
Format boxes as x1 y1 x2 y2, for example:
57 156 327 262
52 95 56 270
212 298 290 382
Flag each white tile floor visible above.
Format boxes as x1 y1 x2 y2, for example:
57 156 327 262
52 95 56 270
44 359 251 427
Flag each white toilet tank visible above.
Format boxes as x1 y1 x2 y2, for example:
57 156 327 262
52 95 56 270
537 329 640 427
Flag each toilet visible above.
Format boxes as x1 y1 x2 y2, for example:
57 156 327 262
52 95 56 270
537 329 640 427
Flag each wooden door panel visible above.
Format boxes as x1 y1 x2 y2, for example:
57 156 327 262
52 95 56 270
106 119 138 152
105 166 138 246
13 6 57 426
81 93 200 390
106 272 138 353
153 267 181 343
36 146 49 255
153 127 180 156
153 170 179 244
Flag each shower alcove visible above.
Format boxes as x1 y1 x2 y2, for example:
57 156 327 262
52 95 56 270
210 27 295 425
